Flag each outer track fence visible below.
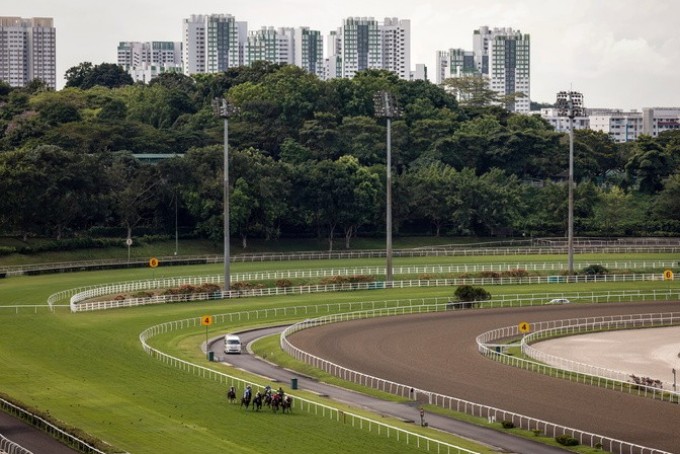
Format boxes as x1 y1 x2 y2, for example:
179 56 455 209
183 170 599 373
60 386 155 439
139 311 479 454
281 302 676 454
516 312 680 395
61 272 677 312
0 397 109 454
6 242 680 277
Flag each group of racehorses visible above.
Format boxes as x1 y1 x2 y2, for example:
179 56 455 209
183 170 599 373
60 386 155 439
227 386 292 413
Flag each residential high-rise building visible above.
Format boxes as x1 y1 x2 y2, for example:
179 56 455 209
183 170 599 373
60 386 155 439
339 17 382 79
182 14 247 75
117 41 183 83
485 27 530 113
381 18 410 80
326 17 412 80
439 26 530 113
246 27 294 66
294 27 324 78
435 48 476 84
0 17 56 89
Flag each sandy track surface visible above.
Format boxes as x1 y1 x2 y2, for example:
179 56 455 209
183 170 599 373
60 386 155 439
289 301 680 453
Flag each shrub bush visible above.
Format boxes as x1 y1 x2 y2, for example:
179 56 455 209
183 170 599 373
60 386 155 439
555 434 579 446
0 246 17 256
501 268 529 278
479 271 500 279
319 275 375 285
131 291 154 298
582 264 609 275
454 285 491 302
197 283 221 294
275 279 293 288
501 420 515 429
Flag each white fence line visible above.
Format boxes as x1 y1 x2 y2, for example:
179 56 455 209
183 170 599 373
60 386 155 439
47 260 678 308
8 243 680 277
518 313 680 393
0 397 110 454
138 313 478 454
280 303 676 454
63 273 676 312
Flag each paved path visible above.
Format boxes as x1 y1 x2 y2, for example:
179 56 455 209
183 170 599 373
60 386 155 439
288 301 680 453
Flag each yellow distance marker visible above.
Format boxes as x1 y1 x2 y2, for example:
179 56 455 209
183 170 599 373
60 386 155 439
518 321 531 333
663 269 674 281
200 315 213 326
149 257 159 268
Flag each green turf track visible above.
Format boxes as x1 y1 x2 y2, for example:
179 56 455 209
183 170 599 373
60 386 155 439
1 254 678 453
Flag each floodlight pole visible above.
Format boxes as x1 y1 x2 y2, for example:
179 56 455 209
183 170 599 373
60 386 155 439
556 91 583 280
213 98 237 291
568 112 575 278
374 91 399 284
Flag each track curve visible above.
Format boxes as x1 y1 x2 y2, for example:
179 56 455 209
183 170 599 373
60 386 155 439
289 301 680 453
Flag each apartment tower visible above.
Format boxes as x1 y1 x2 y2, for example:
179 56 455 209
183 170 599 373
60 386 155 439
0 17 56 89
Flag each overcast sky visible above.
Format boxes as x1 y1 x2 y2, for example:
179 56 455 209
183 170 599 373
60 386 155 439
6 0 680 110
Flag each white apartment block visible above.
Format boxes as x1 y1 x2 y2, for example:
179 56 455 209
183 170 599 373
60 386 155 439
435 48 476 84
589 109 643 142
294 27 324 78
539 107 590 132
182 14 246 75
326 17 412 81
381 18 410 80
245 26 324 78
440 26 530 113
0 17 56 89
117 41 183 83
246 27 294 66
339 17 382 79
486 28 530 113
410 63 427 81
643 108 680 136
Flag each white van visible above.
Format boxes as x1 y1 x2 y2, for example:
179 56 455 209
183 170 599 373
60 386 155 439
224 334 242 354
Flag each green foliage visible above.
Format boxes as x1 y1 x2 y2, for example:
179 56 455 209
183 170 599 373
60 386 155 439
453 285 491 301
582 264 609 275
555 434 579 446
3 63 680 241
500 420 515 429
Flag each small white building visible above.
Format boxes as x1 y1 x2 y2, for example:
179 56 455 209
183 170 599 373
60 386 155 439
589 109 643 143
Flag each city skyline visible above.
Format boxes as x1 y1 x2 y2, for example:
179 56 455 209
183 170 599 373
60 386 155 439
4 0 680 110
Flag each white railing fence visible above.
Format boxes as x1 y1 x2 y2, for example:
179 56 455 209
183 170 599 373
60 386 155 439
63 273 678 312
280 304 674 454
138 314 478 454
517 313 680 394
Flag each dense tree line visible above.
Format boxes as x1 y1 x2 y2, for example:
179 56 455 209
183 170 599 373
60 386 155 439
1 64 679 249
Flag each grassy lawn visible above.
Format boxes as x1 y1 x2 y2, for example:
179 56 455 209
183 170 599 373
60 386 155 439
1 248 677 453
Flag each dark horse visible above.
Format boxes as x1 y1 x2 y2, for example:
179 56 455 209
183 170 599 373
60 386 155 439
281 396 293 414
271 393 282 413
226 387 236 404
263 392 273 408
240 394 252 410
252 392 263 411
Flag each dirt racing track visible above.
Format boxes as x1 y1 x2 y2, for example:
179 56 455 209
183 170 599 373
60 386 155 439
289 301 680 453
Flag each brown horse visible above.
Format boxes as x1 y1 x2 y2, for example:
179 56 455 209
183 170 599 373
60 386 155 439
226 387 236 404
